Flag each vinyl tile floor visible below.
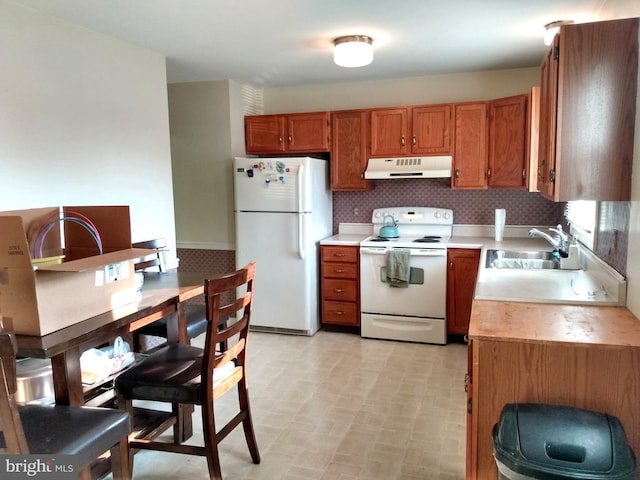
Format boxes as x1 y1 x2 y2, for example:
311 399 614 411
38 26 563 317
111 330 468 480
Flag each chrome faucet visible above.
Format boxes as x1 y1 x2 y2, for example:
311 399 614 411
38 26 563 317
528 224 569 257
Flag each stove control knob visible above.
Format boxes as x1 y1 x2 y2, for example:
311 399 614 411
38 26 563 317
434 211 442 219
443 212 451 219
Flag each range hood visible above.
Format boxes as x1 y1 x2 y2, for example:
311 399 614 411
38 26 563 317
364 156 452 179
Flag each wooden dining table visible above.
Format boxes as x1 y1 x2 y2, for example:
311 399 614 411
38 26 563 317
14 271 210 442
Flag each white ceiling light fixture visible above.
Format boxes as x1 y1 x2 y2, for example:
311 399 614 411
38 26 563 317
544 20 574 46
333 35 374 68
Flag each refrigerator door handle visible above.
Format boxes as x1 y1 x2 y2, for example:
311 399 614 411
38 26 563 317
297 163 304 212
298 213 305 259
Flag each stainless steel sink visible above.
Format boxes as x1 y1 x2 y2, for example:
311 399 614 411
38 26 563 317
485 249 560 270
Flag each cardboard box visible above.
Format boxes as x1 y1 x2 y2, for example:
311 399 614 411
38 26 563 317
0 207 150 336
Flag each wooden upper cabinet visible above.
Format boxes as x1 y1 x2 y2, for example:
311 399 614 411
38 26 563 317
245 112 330 154
369 108 408 156
452 102 488 189
488 94 529 189
245 114 286 154
331 110 371 191
287 112 331 152
537 18 638 201
412 104 453 154
369 105 453 157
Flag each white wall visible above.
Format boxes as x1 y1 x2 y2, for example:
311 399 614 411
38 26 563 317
0 2 177 264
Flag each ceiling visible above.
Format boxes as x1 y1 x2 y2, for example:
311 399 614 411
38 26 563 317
8 0 607 88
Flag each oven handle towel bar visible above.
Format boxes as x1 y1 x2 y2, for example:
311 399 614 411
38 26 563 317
360 247 446 257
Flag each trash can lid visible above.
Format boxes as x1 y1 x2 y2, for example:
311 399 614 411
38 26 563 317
493 403 637 480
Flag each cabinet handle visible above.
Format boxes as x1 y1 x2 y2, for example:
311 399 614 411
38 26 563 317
334 269 346 273
400 136 405 147
412 135 417 146
333 253 346 257
455 168 460 183
278 136 283 144
467 397 472 413
464 373 470 392
335 311 344 315
487 168 491 178
334 288 345 293
288 135 292 143
522 169 526 179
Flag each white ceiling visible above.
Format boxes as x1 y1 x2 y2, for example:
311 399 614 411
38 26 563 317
8 0 609 88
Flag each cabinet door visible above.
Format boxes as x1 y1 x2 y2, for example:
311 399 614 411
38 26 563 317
369 108 408 156
331 110 371 191
453 103 488 189
411 104 452 154
287 112 330 152
536 37 558 198
245 115 285 154
488 94 528 189
447 248 481 335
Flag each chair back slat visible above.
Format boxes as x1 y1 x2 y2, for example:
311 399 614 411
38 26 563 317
132 238 168 272
201 263 256 402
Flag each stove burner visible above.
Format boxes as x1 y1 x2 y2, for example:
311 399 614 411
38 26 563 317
414 236 442 243
371 237 394 242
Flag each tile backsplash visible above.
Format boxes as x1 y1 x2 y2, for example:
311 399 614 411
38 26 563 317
332 178 565 229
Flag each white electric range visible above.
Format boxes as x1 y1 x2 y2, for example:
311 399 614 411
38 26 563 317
360 206 453 344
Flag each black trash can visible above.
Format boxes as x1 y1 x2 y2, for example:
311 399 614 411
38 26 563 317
492 403 636 480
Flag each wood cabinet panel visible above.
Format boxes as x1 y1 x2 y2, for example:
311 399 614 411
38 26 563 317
322 301 359 326
446 249 480 335
320 245 360 326
321 262 358 279
411 104 452 154
321 245 358 263
537 18 638 201
322 279 357 302
467 302 640 479
245 115 285 154
287 112 330 152
452 103 488 189
488 94 528 189
369 108 408 156
245 112 330 154
331 110 371 191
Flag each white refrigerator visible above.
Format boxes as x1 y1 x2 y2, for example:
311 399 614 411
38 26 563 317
234 156 332 335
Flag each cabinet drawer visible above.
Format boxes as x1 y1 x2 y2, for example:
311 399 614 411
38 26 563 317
321 246 358 263
322 301 359 325
322 279 357 302
322 262 358 279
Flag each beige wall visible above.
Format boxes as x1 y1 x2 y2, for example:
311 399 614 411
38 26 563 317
264 67 539 113
169 80 234 250
0 1 177 264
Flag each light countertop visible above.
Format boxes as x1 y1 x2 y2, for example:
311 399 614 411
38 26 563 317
319 233 369 246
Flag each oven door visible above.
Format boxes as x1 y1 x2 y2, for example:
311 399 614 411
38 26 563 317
360 246 446 318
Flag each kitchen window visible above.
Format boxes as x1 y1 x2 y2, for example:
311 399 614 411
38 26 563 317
565 200 597 250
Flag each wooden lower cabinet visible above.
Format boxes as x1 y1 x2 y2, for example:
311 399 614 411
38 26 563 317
467 301 640 479
446 248 480 336
320 245 360 326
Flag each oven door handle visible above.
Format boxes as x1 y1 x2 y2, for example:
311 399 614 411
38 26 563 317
360 248 446 257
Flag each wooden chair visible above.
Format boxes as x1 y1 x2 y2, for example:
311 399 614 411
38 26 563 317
115 262 260 479
131 238 208 352
0 324 131 480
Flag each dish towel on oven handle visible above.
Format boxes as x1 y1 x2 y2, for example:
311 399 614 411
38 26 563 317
386 249 411 288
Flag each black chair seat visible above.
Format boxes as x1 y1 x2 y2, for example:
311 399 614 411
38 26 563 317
137 304 209 339
115 343 208 405
16 405 129 467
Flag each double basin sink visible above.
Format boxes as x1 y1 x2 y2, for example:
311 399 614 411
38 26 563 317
486 249 560 270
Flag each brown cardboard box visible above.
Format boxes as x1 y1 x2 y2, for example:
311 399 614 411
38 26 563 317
0 208 150 336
